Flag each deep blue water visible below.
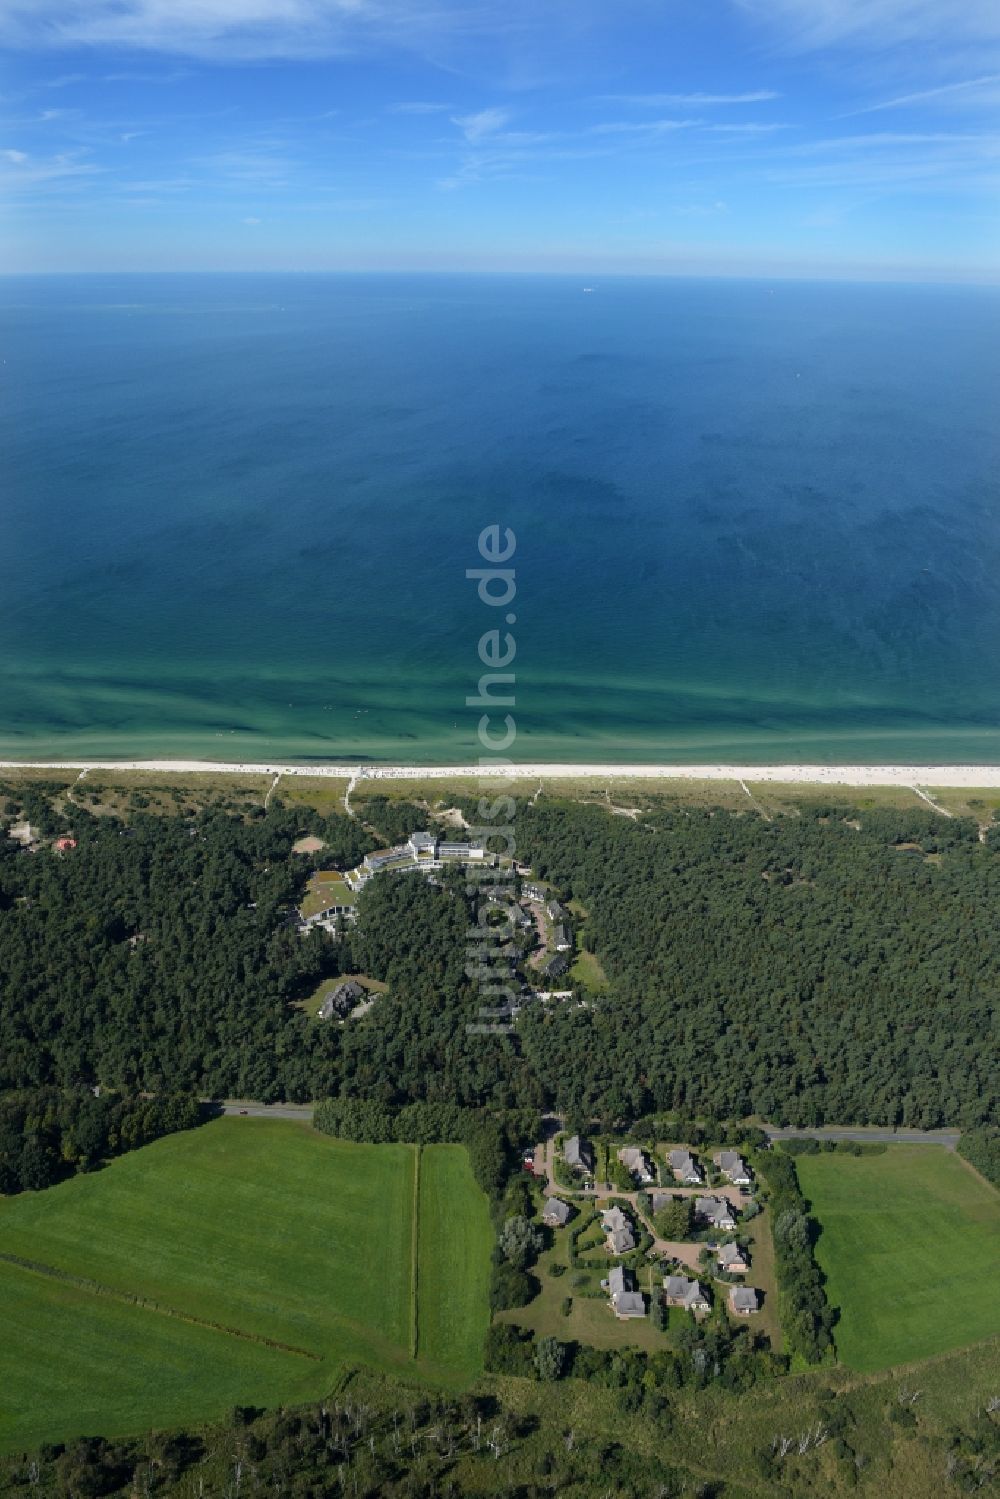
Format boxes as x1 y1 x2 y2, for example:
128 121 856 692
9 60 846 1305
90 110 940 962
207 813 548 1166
2 272 999 763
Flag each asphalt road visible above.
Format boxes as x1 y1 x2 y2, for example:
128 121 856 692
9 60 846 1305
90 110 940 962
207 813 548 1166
764 1126 960 1149
207 1106 960 1147
213 1101 315 1121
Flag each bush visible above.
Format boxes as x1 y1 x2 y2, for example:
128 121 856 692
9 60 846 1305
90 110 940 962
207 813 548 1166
959 1128 1000 1189
484 1323 534 1376
490 1262 537 1311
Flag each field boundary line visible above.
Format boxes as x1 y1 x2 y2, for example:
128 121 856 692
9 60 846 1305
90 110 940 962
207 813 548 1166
0 1250 321 1362
409 1144 421 1360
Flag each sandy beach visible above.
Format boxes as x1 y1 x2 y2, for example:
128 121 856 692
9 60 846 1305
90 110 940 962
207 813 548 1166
4 759 1000 787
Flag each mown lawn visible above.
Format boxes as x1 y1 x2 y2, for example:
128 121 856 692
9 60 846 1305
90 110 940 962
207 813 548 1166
0 1120 491 1450
797 1146 1000 1371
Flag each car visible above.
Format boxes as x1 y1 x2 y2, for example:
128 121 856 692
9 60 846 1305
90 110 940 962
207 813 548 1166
238 1109 248 1115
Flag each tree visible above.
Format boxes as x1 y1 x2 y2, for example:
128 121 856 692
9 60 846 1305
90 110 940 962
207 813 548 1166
534 1336 567 1381
499 1214 543 1271
654 1196 694 1241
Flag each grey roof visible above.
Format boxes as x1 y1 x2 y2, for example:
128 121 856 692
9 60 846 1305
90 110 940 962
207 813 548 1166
564 1134 593 1171
547 900 569 921
609 1265 646 1317
668 1149 701 1178
317 979 366 1019
730 1286 760 1313
717 1151 751 1179
718 1242 745 1263
664 1275 708 1308
552 924 572 949
618 1147 653 1177
544 952 569 976
696 1196 736 1225
601 1206 630 1233
606 1225 635 1255
543 1197 571 1225
408 830 437 851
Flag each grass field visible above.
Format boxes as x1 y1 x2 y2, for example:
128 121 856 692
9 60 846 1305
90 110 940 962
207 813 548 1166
414 1146 493 1380
797 1146 1000 1372
0 1119 491 1450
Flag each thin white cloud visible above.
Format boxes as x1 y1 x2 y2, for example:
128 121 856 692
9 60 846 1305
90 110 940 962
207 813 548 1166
103 68 191 82
243 215 261 223
587 117 702 136
791 130 997 150
704 122 787 134
847 73 1000 115
673 199 729 215
0 0 548 63
389 101 453 115
0 147 102 191
451 107 509 141
737 0 1000 51
601 90 780 106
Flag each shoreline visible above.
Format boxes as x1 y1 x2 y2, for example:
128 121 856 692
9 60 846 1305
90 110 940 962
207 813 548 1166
5 758 1000 787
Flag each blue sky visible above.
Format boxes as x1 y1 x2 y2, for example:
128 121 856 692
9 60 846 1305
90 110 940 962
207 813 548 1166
1 0 998 278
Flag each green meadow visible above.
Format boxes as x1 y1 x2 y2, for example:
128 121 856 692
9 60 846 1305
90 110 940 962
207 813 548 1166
797 1146 1000 1372
0 1119 492 1451
414 1145 493 1381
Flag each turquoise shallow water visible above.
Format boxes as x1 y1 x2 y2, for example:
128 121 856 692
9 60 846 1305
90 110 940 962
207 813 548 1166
2 272 999 764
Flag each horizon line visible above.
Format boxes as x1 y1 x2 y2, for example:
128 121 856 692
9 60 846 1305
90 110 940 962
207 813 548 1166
2 266 999 289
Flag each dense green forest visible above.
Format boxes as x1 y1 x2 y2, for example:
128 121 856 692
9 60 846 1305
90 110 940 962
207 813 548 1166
0 789 533 1109
511 799 1000 1128
2 783 998 1127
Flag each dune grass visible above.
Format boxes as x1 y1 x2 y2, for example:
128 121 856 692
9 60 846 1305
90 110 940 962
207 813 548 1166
797 1146 1000 1372
0 1119 492 1450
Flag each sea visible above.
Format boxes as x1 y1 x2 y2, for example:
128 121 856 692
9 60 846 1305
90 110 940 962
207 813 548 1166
2 272 999 765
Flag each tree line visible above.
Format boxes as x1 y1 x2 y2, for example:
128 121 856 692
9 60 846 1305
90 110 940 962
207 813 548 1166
0 1088 201 1196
